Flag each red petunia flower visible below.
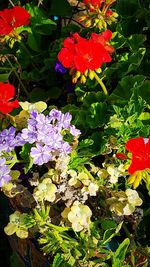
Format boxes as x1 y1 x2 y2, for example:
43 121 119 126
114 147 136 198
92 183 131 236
126 137 150 174
0 6 30 35
58 30 114 74
0 82 19 114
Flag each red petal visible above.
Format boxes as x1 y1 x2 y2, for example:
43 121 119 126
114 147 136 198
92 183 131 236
12 6 31 28
0 83 15 101
0 100 19 114
102 30 113 41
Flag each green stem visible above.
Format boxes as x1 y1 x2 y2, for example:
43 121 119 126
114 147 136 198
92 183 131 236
0 67 12 71
123 223 136 266
6 57 29 97
94 71 108 95
45 222 69 232
82 166 94 181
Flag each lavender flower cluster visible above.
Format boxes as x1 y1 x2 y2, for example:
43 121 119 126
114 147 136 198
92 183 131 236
0 126 25 154
0 127 25 187
21 109 81 165
0 109 81 187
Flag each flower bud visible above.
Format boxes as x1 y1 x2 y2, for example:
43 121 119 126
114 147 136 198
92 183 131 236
85 20 92 27
116 153 128 160
80 75 86 84
89 70 95 80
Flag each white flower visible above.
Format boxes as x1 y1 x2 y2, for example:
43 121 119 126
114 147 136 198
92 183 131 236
125 189 143 206
107 164 125 184
33 178 57 202
65 202 92 232
88 182 99 196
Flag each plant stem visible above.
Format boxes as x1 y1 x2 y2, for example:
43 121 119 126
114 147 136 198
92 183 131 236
83 166 94 181
94 71 108 95
123 223 136 266
6 57 29 97
0 67 12 71
9 0 15 6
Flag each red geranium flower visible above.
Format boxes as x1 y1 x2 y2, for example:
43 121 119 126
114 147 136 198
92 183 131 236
0 82 19 114
0 6 30 35
83 0 103 8
126 137 150 174
58 30 114 73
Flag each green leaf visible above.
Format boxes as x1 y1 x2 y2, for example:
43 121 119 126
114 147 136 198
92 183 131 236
103 222 123 244
128 34 146 52
139 112 150 121
88 102 107 129
101 220 117 231
109 75 146 103
27 31 41 52
33 18 56 35
127 48 146 73
0 73 11 82
20 144 33 173
116 0 140 18
79 139 94 149
113 238 130 263
112 32 127 49
52 253 64 267
139 80 150 104
50 0 72 16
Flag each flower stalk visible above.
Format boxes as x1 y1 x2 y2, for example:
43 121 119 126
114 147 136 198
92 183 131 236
94 71 108 95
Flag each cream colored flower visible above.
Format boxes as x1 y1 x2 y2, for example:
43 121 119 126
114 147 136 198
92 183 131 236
33 178 57 202
81 182 99 196
67 202 92 232
107 164 125 184
4 211 29 239
125 189 143 206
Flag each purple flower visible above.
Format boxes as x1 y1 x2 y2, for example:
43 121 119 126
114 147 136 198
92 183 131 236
30 143 52 165
0 126 25 153
56 112 72 131
28 110 38 127
59 142 71 155
69 125 81 137
44 131 63 148
36 114 51 131
49 109 62 123
21 126 38 144
20 108 81 166
0 158 11 187
55 61 67 74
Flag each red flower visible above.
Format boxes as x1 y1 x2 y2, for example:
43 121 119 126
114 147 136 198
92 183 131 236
0 6 30 35
83 0 103 8
0 82 19 114
126 137 150 174
91 30 114 54
106 10 113 17
58 30 114 73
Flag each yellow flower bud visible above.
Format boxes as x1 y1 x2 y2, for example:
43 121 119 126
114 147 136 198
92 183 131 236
89 70 95 80
80 75 86 84
85 20 92 27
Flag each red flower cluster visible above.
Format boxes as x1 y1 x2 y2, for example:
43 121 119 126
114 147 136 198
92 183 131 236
0 6 30 35
58 30 114 73
83 0 103 8
0 82 19 114
126 137 150 174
